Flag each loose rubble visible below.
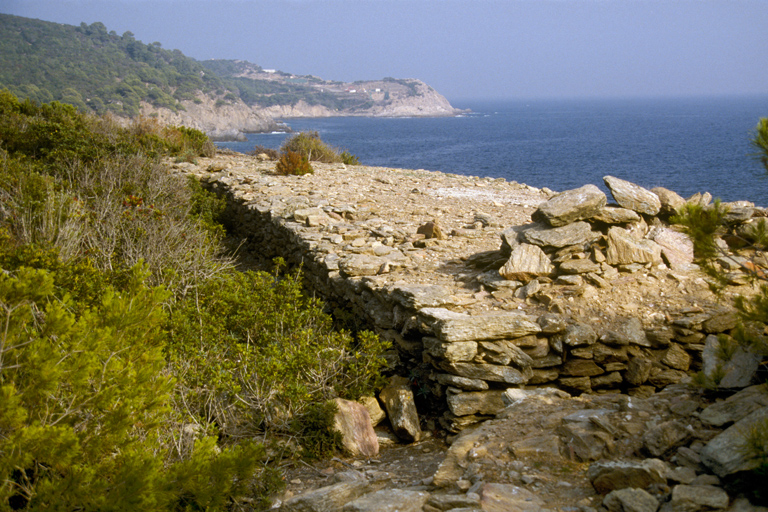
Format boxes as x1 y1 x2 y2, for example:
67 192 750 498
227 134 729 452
172 153 767 511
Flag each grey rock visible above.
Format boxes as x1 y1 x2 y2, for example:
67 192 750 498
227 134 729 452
479 483 545 511
559 258 602 274
538 313 568 333
587 459 668 494
606 226 663 266
642 420 694 458
499 243 554 283
626 357 654 385
558 422 614 460
699 384 768 427
435 373 490 391
342 489 430 512
522 221 601 248
477 340 534 368
700 405 768 477
664 484 729 512
533 184 607 227
440 361 532 384
661 344 692 371
332 398 379 457
602 317 651 347
702 334 762 389
390 284 454 308
419 308 541 342
509 434 562 458
379 376 422 442
339 254 386 277
603 488 659 512
424 337 478 363
281 480 371 512
604 175 662 216
551 323 598 351
425 494 480 511
446 390 507 416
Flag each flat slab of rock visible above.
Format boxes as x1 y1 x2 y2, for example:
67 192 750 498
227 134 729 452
440 361 532 384
700 405 768 477
587 459 668 494
342 489 429 512
533 184 607 227
648 226 694 271
420 308 541 342
665 484 729 511
699 384 768 427
499 243 554 283
591 206 642 225
479 483 545 512
281 480 371 512
446 389 507 416
390 284 454 309
521 221 601 248
702 334 762 389
604 175 661 216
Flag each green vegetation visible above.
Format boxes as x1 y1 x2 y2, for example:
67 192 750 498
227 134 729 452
0 91 388 509
280 131 359 165
276 150 314 175
672 122 768 503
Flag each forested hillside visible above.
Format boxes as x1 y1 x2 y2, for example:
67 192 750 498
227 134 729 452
0 14 459 125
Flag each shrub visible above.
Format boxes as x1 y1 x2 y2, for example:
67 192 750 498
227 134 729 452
753 118 768 172
340 150 360 166
281 131 341 163
276 150 314 176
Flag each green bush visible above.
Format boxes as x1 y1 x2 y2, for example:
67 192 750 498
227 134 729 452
280 131 341 163
753 118 768 172
276 150 314 176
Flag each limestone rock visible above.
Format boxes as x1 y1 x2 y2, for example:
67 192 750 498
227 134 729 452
559 258 601 274
532 184 607 227
648 227 695 271
521 221 601 248
379 377 422 442
700 405 768 477
358 396 386 427
342 489 429 512
603 488 659 512
446 390 507 416
499 243 554 283
604 175 661 216
420 308 541 342
591 206 642 225
587 459 668 494
651 186 686 217
702 334 762 389
606 226 663 266
479 483 545 512
332 398 379 457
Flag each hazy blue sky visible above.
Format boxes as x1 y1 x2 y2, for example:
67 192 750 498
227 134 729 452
2 0 767 101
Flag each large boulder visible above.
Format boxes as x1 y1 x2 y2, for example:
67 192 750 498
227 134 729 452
647 227 694 271
532 184 607 227
332 398 379 457
700 405 768 477
651 186 686 217
587 459 668 494
603 176 661 216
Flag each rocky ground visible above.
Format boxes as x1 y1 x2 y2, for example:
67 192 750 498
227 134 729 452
172 152 768 512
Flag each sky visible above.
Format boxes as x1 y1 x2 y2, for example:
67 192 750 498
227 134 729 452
2 0 767 101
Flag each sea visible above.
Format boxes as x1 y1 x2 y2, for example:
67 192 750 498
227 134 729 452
216 96 768 206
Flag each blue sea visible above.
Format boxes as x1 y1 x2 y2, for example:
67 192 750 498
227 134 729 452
216 96 768 205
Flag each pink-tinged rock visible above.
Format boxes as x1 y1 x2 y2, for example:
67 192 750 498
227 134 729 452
332 398 379 457
648 226 694 270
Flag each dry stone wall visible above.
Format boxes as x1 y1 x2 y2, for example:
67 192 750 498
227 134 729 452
179 155 766 433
